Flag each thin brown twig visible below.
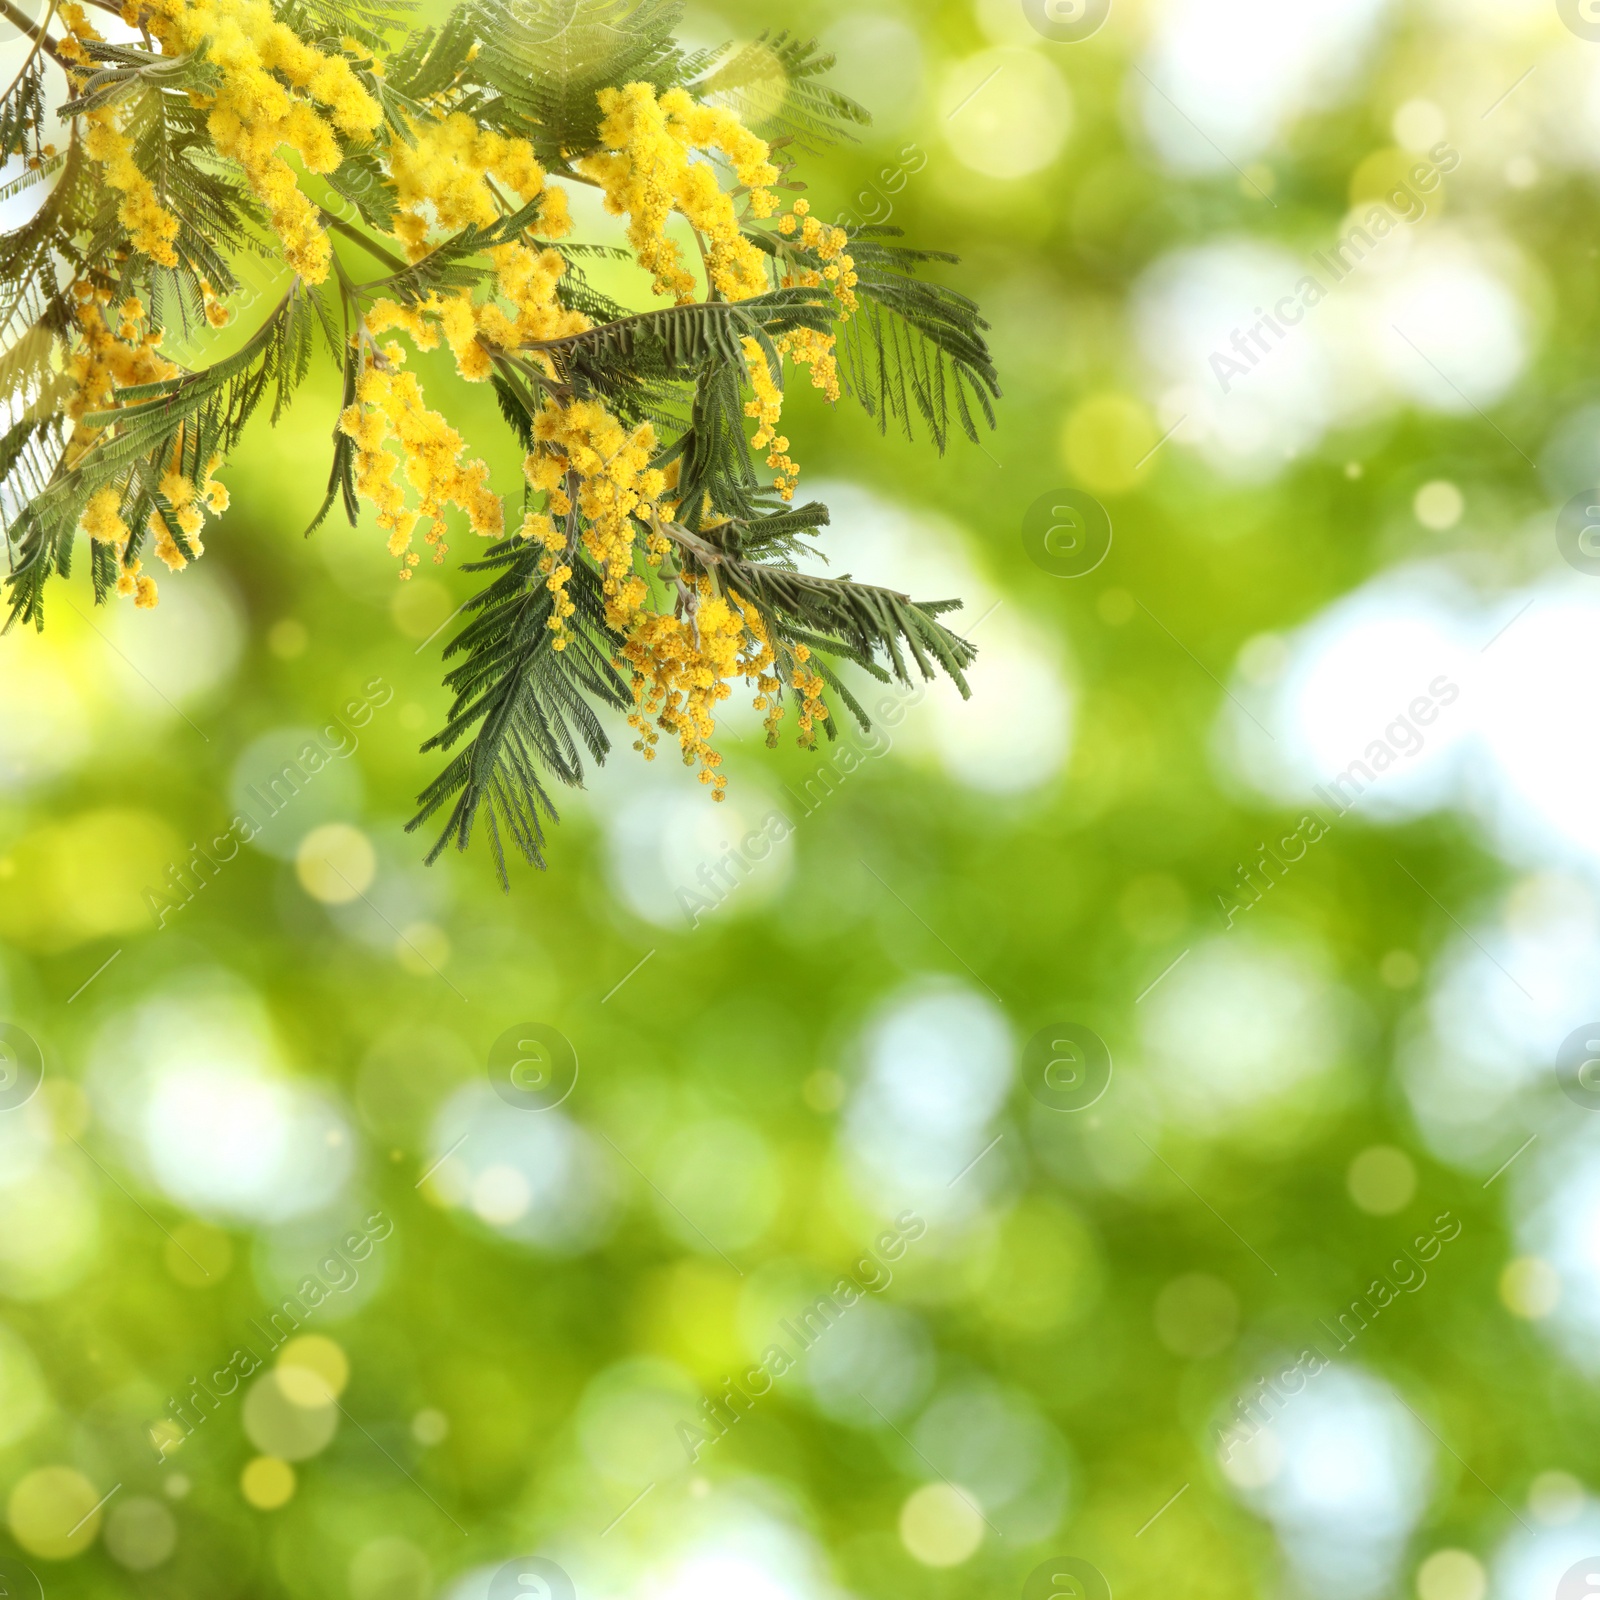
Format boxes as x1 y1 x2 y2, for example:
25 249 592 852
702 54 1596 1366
0 0 57 103
0 0 67 68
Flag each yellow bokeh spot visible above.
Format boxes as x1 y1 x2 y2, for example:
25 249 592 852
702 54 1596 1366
0 808 183 952
705 40 787 126
898 1482 984 1567
243 1370 338 1459
939 49 1070 181
1345 1146 1417 1216
1500 1256 1561 1319
389 576 455 641
266 618 308 659
1348 146 1445 217
278 1335 350 1403
165 1221 233 1287
295 823 376 904
1414 480 1464 531
396 921 451 975
1416 1548 1486 1600
634 1258 744 1379
8 1465 103 1558
240 1456 296 1510
149 1419 185 1460
1062 394 1157 496
966 1197 1102 1334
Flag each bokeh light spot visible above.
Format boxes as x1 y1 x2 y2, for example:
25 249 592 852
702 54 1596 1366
1416 1548 1486 1600
1062 394 1158 496
240 1457 295 1511
277 1335 349 1403
103 1496 176 1571
242 1370 338 1460
1413 480 1464 530
1530 1470 1585 1527
898 1483 984 1567
1154 1273 1240 1359
350 1536 432 1600
1501 1257 1562 1320
296 823 377 904
411 1408 448 1446
1347 1147 1418 1215
939 50 1069 180
7 1467 102 1559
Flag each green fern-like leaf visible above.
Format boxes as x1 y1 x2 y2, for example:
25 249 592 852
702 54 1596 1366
836 225 1001 451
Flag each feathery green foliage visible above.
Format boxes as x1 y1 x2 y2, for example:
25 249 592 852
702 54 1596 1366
0 0 999 882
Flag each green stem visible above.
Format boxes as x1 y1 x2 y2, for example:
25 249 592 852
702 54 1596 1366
0 0 66 68
318 207 407 275
0 0 56 102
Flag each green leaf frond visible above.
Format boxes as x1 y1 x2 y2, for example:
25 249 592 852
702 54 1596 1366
408 534 631 884
4 282 325 628
688 31 870 153
467 0 685 162
837 225 1001 451
1 0 994 877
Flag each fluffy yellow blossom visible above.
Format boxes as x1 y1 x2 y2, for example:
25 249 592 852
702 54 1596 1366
741 336 798 500
83 108 182 267
147 466 214 568
148 0 383 281
363 239 587 386
581 82 777 305
771 206 856 400
113 558 159 608
160 470 195 509
386 112 571 259
79 486 129 549
200 279 232 328
525 397 664 634
619 584 786 794
792 646 829 743
779 326 842 403
63 291 178 476
339 361 502 568
62 6 182 266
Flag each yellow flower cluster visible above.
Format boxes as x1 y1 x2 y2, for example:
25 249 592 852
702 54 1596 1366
65 293 168 607
525 398 664 634
363 237 587 388
779 201 857 298
200 279 232 328
777 200 858 402
56 4 183 266
80 486 129 551
582 82 778 304
739 599 785 745
150 0 383 281
54 24 846 786
65 288 177 430
78 490 157 607
740 336 797 500
620 581 747 794
386 112 571 259
84 109 182 268
791 642 829 743
515 509 575 646
153 458 227 569
119 563 160 606
339 357 502 572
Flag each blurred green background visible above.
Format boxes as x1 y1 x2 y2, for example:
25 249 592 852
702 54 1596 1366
10 1 1600 1598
